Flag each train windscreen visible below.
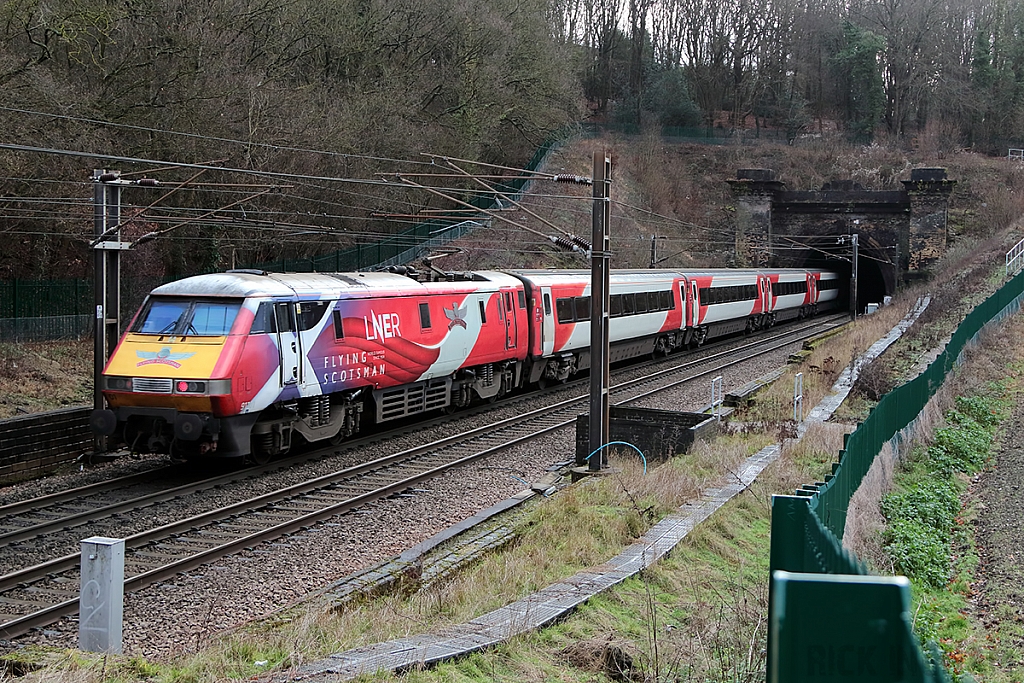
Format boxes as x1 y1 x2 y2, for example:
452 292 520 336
133 298 242 336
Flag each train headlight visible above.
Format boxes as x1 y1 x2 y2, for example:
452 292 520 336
106 376 133 391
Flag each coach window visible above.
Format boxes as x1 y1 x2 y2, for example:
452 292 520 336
478 300 487 323
250 302 277 334
575 295 591 320
622 293 635 315
610 294 622 317
635 291 648 314
543 293 551 316
419 302 431 329
556 297 575 324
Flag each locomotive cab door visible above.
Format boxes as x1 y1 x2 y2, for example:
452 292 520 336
275 302 300 386
499 287 518 350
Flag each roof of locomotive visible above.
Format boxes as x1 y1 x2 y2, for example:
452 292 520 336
149 270 523 299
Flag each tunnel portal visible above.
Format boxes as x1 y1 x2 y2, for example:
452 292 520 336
727 169 956 314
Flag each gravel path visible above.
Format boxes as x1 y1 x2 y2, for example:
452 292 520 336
0 338 803 660
974 399 1024 652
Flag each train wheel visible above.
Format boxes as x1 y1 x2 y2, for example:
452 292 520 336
247 449 273 466
168 439 190 465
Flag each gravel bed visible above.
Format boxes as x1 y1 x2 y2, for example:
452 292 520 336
0 327 815 659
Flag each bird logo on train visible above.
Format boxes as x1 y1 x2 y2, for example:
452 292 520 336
444 302 469 330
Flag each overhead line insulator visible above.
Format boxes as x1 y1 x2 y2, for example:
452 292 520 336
553 174 592 186
549 234 590 254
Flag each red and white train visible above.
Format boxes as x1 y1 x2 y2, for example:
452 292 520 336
91 267 840 462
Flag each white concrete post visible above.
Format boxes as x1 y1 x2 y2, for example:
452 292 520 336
79 537 125 654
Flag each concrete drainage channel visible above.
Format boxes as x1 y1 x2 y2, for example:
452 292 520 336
269 299 928 683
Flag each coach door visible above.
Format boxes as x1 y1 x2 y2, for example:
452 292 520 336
499 287 518 350
690 281 700 326
275 302 300 386
760 275 771 314
540 287 555 355
808 274 817 304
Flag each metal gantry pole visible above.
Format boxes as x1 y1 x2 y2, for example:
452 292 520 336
588 151 612 471
92 170 127 454
850 233 859 319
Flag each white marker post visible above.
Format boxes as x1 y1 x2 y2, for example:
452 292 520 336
794 372 804 423
711 376 724 421
79 537 125 654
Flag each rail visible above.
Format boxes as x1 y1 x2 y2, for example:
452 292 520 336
0 315 841 639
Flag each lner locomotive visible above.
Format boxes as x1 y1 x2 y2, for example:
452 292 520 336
90 266 839 463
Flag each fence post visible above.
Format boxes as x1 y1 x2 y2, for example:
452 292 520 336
766 495 811 681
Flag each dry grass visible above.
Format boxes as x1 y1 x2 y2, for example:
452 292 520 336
20 433 770 683
0 340 93 419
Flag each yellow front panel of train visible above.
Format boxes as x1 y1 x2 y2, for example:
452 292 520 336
105 334 226 378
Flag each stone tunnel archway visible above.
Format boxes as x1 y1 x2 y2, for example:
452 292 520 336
788 234 896 313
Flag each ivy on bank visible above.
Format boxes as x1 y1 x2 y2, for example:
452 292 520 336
881 391 1007 589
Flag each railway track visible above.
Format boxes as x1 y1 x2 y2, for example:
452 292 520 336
0 314 845 638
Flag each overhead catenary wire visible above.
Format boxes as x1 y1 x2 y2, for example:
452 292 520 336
387 174 589 260
0 106 440 167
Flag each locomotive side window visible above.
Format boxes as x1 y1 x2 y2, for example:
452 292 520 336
250 302 277 334
518 290 527 308
332 310 345 339
275 302 294 332
419 303 431 329
478 300 487 323
296 301 330 331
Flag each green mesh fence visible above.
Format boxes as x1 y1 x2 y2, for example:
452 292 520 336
768 268 1024 682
